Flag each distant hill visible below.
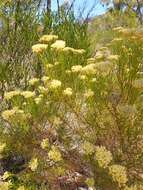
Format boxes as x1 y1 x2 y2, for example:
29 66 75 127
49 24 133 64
88 10 138 52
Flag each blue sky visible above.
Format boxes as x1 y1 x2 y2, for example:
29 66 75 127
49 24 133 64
51 0 111 18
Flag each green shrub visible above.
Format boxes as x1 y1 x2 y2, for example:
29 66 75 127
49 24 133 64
0 27 143 189
0 1 90 101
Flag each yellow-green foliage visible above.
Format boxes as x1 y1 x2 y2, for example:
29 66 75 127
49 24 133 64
0 27 143 189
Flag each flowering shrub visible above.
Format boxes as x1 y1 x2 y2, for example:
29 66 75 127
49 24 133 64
0 28 143 190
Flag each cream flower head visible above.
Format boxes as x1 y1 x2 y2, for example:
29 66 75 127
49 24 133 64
48 146 62 162
63 88 73 96
39 34 58 43
51 40 66 50
95 146 112 168
109 165 128 186
49 79 62 89
29 158 38 171
32 44 48 53
71 65 82 73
